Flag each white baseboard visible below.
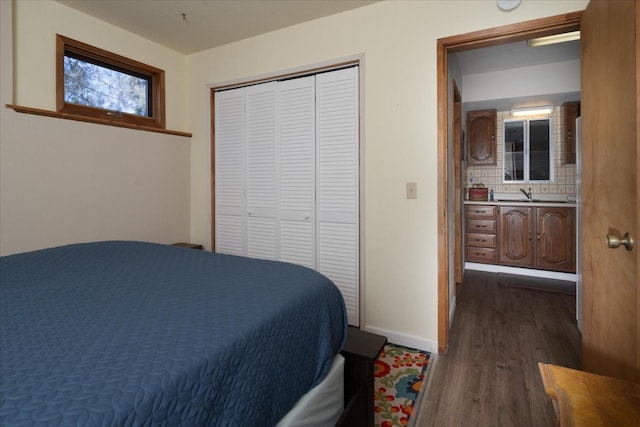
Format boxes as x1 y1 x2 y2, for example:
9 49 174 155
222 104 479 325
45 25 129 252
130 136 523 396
465 262 576 282
363 325 438 354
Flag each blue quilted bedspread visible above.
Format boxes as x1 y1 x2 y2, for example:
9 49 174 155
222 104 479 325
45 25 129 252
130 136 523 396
0 241 347 426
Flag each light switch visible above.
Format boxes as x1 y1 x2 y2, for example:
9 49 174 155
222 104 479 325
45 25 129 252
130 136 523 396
406 182 417 199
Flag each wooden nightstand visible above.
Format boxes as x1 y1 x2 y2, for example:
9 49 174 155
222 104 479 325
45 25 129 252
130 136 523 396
338 327 387 427
171 243 204 250
539 363 640 426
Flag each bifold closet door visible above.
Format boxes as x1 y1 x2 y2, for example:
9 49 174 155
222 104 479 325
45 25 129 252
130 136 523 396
214 87 245 256
245 82 278 260
214 66 360 325
316 67 359 325
278 76 316 269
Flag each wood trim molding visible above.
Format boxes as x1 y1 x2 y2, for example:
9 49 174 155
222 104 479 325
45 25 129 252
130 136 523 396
436 11 583 354
210 87 217 252
6 104 192 137
56 34 166 129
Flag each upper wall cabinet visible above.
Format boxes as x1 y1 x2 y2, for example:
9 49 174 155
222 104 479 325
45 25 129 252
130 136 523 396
466 109 497 166
563 101 580 164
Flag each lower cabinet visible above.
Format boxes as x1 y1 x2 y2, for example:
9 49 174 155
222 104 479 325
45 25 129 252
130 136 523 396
499 206 575 272
465 205 498 264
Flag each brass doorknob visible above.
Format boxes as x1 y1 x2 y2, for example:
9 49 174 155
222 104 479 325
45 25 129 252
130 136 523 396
606 233 635 251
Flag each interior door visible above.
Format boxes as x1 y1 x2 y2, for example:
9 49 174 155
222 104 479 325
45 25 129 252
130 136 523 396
581 0 639 382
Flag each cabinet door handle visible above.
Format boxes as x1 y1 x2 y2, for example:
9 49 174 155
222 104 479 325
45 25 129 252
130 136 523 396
529 231 532 241
537 232 541 241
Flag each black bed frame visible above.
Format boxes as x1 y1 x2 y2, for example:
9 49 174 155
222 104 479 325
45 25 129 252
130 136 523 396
336 327 387 427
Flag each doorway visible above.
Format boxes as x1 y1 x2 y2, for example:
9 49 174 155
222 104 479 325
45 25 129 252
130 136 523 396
436 12 582 353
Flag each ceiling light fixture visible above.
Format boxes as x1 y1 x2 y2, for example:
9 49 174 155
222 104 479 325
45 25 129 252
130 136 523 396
511 106 554 117
528 31 580 47
497 0 522 12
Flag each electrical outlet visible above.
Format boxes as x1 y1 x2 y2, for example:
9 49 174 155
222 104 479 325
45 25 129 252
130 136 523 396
406 182 417 199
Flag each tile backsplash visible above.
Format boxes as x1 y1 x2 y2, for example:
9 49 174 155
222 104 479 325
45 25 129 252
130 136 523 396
466 107 576 197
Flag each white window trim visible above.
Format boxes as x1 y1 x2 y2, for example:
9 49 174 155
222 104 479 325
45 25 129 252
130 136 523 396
503 117 555 183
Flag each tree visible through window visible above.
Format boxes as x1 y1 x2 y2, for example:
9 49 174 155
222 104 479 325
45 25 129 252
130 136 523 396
64 56 150 116
56 35 165 128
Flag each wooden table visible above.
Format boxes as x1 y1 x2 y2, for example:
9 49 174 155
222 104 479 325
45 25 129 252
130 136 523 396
539 363 640 426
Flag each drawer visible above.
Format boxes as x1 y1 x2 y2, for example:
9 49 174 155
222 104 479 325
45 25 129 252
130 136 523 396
466 246 497 263
466 233 497 248
466 220 497 234
465 205 496 219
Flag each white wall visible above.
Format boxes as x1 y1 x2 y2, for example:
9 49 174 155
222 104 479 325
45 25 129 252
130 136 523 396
0 0 192 255
12 0 188 131
186 0 588 350
463 60 581 103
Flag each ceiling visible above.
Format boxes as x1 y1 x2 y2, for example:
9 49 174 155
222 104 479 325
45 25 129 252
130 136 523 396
54 0 580 109
454 40 580 75
55 0 379 55
453 39 581 111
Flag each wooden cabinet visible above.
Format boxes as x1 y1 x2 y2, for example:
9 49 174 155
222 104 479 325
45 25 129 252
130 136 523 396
466 109 497 166
465 205 498 264
499 206 534 267
563 101 580 164
535 207 575 272
499 206 575 272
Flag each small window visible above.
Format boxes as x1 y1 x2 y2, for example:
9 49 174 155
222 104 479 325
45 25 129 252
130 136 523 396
503 118 554 182
56 35 165 128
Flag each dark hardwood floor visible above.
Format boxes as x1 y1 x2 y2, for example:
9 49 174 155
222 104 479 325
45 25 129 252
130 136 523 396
413 270 581 427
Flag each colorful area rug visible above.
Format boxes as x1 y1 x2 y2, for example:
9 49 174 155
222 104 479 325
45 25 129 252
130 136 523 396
374 344 431 427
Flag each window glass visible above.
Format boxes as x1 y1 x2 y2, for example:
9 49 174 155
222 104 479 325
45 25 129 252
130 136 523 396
64 55 150 116
504 121 524 181
529 119 551 180
503 118 553 182
56 35 165 128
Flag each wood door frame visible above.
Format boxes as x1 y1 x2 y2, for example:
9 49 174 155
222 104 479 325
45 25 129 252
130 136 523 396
453 81 463 287
436 11 582 353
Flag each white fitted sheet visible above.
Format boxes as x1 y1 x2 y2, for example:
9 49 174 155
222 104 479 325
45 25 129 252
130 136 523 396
276 353 345 427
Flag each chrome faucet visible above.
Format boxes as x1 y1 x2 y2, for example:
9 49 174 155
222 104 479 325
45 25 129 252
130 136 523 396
520 187 533 200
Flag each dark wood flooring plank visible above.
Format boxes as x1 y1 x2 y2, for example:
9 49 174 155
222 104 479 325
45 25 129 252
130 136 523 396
413 270 581 427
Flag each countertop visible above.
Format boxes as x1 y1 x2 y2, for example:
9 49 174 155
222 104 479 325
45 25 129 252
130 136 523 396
464 200 576 207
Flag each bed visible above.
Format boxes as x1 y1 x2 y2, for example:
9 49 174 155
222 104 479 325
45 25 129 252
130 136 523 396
0 241 347 426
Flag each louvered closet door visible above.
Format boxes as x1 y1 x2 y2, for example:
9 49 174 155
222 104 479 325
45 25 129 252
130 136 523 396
316 67 360 325
245 82 278 260
214 67 360 325
278 76 316 268
214 87 245 256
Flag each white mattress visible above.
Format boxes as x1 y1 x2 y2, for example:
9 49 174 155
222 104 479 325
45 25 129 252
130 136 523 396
276 353 345 427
